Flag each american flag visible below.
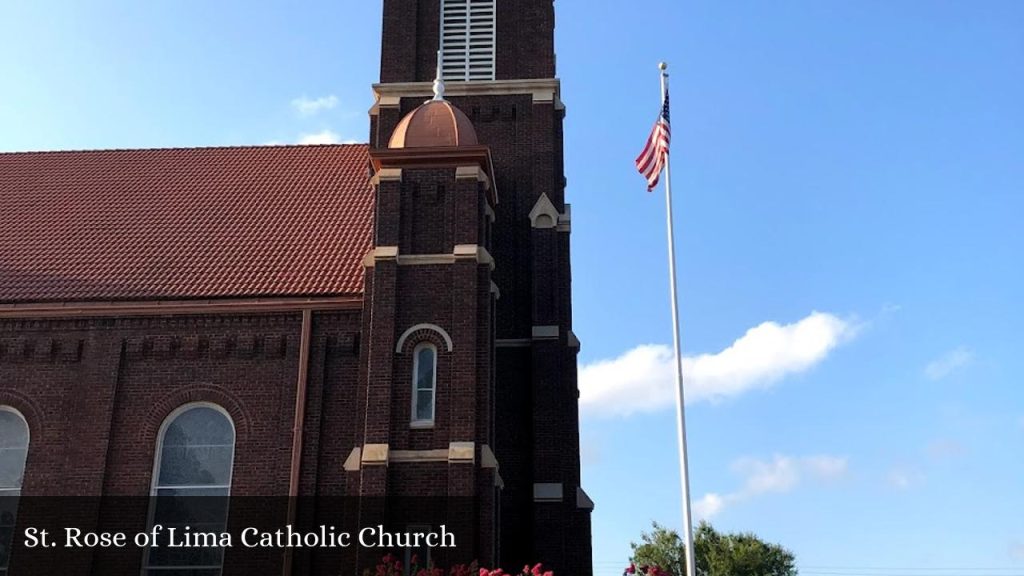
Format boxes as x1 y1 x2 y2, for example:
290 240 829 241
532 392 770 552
635 88 671 191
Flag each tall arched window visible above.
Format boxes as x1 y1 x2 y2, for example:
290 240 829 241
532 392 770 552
0 407 29 576
411 343 438 427
145 404 235 576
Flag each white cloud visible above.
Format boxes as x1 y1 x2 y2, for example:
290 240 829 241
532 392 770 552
887 467 925 491
298 130 342 145
803 455 850 480
291 95 339 116
735 455 848 494
693 493 726 519
579 312 857 417
733 455 801 493
694 454 848 520
924 346 973 380
268 131 360 146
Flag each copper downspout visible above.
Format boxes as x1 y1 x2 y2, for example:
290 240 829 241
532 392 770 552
284 309 313 576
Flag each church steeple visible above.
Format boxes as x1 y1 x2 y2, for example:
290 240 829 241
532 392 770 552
369 2 591 575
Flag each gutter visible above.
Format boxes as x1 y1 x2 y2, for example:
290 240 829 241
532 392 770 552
0 296 361 319
283 309 313 576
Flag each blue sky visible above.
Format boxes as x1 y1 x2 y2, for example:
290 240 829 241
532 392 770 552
2 0 1023 574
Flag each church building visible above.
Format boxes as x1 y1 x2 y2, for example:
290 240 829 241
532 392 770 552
0 1 593 574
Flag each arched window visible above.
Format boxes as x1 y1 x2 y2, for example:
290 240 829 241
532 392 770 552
411 343 438 427
145 404 235 575
0 407 29 576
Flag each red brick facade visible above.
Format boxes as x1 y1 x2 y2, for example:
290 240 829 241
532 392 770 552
373 1 591 570
0 1 592 574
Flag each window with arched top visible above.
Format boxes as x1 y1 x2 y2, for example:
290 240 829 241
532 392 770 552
144 403 235 576
411 343 438 427
0 407 29 576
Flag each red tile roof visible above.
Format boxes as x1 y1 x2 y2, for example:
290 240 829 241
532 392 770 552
0 145 374 303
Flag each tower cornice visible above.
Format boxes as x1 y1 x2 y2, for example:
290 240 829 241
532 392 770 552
371 79 565 112
369 146 498 206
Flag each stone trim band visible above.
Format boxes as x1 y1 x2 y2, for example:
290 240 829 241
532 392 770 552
343 443 500 471
363 246 495 270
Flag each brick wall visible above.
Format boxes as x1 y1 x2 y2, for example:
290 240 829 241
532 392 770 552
0 1 591 574
372 0 592 568
379 0 556 83
353 155 500 568
0 311 363 575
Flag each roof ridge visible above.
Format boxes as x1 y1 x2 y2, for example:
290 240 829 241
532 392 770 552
0 143 369 156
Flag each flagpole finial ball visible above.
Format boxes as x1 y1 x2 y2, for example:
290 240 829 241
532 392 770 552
659 62 668 71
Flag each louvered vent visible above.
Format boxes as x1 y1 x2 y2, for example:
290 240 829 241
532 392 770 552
440 0 496 81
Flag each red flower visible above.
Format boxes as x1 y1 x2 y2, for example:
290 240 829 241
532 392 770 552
532 564 544 576
626 564 636 575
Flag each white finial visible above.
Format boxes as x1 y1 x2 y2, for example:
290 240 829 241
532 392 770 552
432 50 446 101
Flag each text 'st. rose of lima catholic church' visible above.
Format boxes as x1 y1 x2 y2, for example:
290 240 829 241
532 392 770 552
0 1 593 575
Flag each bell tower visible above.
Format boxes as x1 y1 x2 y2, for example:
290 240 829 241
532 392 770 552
369 2 593 574
379 0 555 84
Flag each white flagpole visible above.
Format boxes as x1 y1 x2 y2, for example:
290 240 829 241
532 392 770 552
659 61 697 576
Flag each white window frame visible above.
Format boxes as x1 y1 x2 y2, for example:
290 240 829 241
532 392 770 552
0 407 28 576
439 0 497 81
143 402 235 576
410 343 438 428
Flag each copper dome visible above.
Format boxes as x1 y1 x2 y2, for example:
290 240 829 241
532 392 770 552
388 100 479 149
